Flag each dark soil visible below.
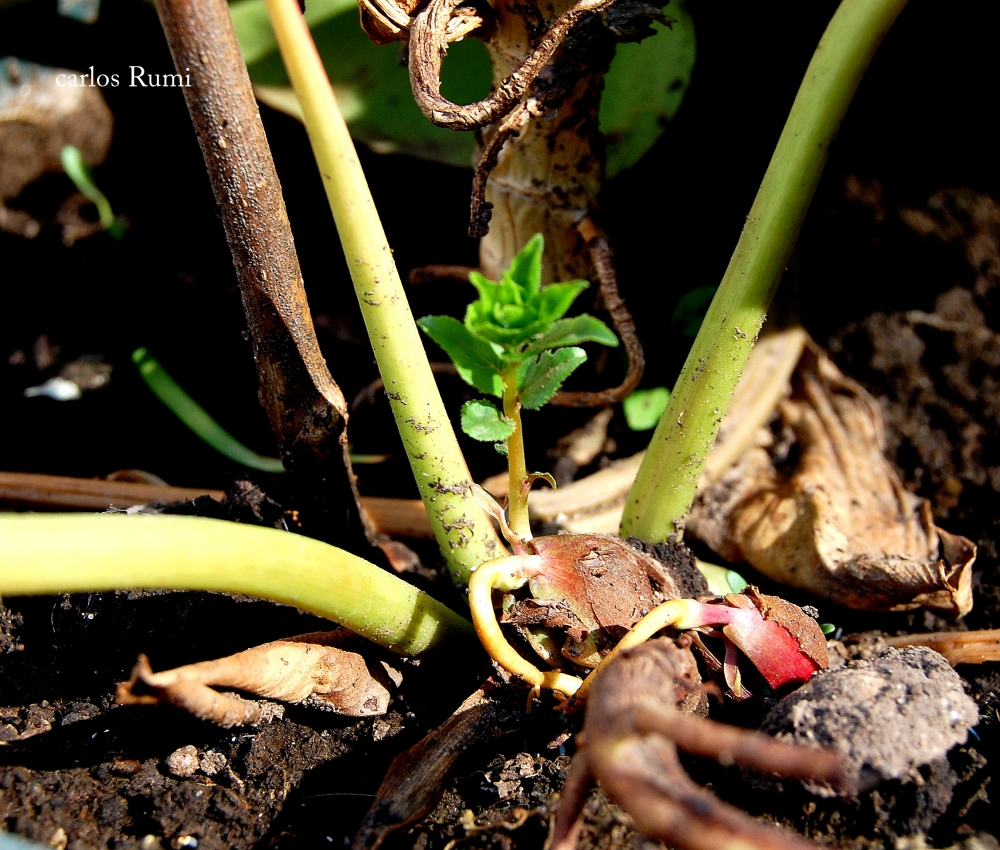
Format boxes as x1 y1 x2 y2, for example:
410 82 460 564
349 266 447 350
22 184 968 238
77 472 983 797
3 1 1000 848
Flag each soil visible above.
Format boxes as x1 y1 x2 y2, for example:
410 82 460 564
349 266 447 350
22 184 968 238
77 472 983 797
3 1 1000 849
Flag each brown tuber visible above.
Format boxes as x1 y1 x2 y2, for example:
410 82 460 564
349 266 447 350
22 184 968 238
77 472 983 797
551 638 848 850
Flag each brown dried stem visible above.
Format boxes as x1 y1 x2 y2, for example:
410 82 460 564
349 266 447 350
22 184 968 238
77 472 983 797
468 98 540 238
884 629 1000 665
407 0 615 130
155 0 366 546
550 217 644 406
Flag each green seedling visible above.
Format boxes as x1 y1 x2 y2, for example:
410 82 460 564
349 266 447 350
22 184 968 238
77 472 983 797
132 348 387 471
418 234 617 538
60 145 126 239
623 387 670 432
133 347 285 474
0 0 907 718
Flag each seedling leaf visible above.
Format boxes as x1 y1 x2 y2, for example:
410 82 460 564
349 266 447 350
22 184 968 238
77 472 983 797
524 315 618 354
518 347 587 410
417 316 504 396
503 233 544 297
461 399 516 442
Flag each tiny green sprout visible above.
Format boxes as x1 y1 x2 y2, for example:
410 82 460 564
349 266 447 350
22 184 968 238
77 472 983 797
821 623 836 636
133 347 286 473
623 386 670 431
60 145 127 239
418 234 618 537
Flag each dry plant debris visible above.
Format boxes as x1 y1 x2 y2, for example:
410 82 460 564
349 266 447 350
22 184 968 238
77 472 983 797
0 56 113 240
352 680 523 850
686 333 976 616
883 629 1000 665
551 638 847 850
117 630 401 727
758 646 979 796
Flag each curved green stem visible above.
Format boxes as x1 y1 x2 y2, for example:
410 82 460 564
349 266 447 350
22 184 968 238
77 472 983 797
133 347 286 474
60 145 118 232
502 364 530 538
0 513 473 656
574 598 703 702
263 0 502 584
468 557 583 697
620 0 908 541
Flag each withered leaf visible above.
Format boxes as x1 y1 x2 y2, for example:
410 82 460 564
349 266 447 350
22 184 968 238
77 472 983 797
117 630 401 727
687 335 975 617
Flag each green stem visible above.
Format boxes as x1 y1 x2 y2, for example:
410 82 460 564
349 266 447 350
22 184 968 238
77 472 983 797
0 513 473 656
60 145 122 236
263 0 502 584
620 0 908 541
133 347 286 474
502 364 529 538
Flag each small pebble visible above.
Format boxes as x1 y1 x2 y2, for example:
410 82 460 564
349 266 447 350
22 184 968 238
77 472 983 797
166 745 200 778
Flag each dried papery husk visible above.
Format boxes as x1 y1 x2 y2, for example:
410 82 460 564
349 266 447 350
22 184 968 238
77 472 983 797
501 534 705 668
117 630 401 726
687 336 976 616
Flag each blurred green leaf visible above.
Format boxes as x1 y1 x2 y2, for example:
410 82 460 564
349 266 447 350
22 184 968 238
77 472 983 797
461 399 516 442
600 0 696 177
623 386 670 431
670 285 717 337
230 0 355 65
235 0 492 167
518 347 587 410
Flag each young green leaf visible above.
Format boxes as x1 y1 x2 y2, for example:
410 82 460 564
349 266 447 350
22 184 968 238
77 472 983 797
417 316 504 395
503 233 543 297
518 347 587 410
461 399 516 442
524 315 618 354
623 386 670 431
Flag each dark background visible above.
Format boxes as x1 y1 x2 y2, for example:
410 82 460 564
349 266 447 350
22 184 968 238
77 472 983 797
1 0 997 493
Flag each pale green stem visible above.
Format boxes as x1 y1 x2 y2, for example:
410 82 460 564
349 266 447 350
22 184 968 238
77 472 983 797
502 364 530 538
0 513 473 656
263 0 503 584
621 0 908 541
60 145 115 230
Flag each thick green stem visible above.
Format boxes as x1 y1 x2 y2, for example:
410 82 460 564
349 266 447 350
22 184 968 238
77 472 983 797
620 0 908 541
0 513 472 656
263 0 502 583
502 364 530 538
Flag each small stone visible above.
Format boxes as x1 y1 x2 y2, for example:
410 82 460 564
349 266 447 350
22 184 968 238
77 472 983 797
0 723 18 741
166 745 200 778
140 835 162 850
760 646 979 796
199 751 226 776
47 827 67 850
173 836 199 849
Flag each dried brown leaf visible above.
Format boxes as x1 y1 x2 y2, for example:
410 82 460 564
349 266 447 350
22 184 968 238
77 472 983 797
116 630 401 726
687 336 976 616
